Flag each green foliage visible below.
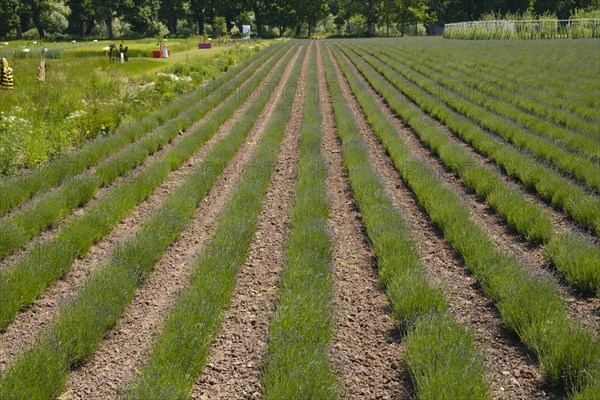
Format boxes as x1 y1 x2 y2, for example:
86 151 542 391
392 42 599 138
377 47 600 183
338 39 600 396
124 44 298 400
341 38 600 297
262 45 338 399
0 42 262 179
546 234 600 296
323 43 490 399
0 0 19 38
350 41 600 236
0 43 283 331
0 43 291 400
405 313 490 400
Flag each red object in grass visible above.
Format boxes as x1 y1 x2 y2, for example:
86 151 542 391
152 50 171 58
198 43 212 49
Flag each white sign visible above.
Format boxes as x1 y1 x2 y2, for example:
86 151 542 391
242 25 251 38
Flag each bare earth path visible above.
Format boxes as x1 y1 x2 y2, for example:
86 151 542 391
0 47 293 377
192 45 307 400
334 45 599 332
57 46 302 400
319 43 410 400
328 45 561 399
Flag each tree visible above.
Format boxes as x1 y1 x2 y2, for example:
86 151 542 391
91 0 120 38
382 0 399 35
533 0 599 18
159 0 186 34
264 0 297 37
214 0 243 34
66 0 95 36
339 0 381 36
0 0 20 38
334 13 345 33
248 0 267 36
121 0 163 36
17 0 71 38
296 0 329 36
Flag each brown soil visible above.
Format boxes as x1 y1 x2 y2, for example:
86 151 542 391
0 42 595 400
374 51 597 198
191 45 308 400
345 48 599 242
319 44 411 400
335 46 599 333
57 46 302 400
0 53 276 272
329 45 564 399
0 47 294 378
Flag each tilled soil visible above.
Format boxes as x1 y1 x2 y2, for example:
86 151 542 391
0 47 293 377
56 47 301 400
319 44 411 400
1 42 597 400
191 46 307 399
334 46 599 333
329 45 564 399
0 54 273 272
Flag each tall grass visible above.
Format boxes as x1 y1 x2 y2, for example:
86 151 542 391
0 44 291 331
444 18 600 40
322 44 490 399
0 44 297 400
0 43 276 216
262 44 338 399
336 42 600 396
123 45 305 400
0 45 284 261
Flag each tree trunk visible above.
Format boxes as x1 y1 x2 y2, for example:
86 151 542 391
85 17 94 36
308 23 312 37
194 4 205 35
29 0 45 38
225 15 232 34
16 24 23 39
167 19 177 34
255 19 262 37
366 0 375 37
105 16 114 39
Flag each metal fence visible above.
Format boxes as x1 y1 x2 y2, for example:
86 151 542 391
443 18 600 39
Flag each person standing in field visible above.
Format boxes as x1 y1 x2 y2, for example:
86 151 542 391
1 58 14 90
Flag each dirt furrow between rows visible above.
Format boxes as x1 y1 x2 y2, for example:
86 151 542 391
0 53 276 272
329 45 560 400
338 48 599 332
191 45 309 400
346 48 597 241
57 46 302 400
371 50 599 198
318 44 409 400
0 46 293 376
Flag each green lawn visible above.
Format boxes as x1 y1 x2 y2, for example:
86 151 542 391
0 37 269 175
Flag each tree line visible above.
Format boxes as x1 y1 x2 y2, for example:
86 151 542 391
0 0 598 39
